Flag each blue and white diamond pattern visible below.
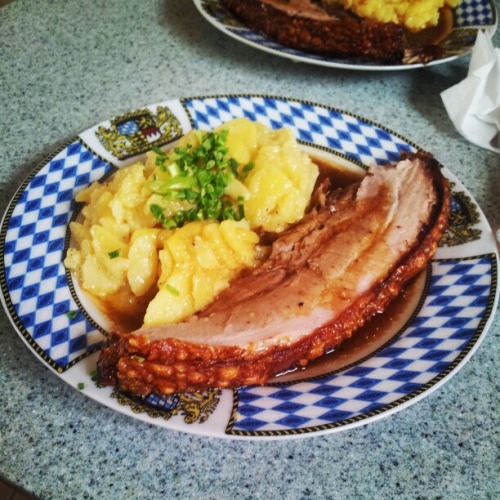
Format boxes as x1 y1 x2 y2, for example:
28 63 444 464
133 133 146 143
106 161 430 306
3 141 114 369
229 255 493 434
145 392 180 412
184 96 414 166
117 120 140 136
455 0 495 27
236 28 333 62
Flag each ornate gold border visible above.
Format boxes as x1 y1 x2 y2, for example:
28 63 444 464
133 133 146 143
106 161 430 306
94 106 184 160
111 388 222 424
440 181 482 247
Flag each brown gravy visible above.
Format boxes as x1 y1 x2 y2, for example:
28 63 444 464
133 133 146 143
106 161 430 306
405 6 454 47
270 271 426 382
98 294 153 333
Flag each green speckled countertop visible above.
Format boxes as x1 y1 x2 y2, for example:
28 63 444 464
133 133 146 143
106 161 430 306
0 1 498 498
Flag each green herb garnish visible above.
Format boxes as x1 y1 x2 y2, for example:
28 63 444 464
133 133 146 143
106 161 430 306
108 249 120 259
66 310 78 319
152 145 166 157
90 370 98 381
149 129 247 228
241 162 255 180
77 382 84 390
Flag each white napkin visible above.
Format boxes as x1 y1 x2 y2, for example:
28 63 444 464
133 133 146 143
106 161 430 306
441 30 500 153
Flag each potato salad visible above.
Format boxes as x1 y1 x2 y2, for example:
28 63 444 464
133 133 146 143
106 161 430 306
64 118 318 326
324 0 460 31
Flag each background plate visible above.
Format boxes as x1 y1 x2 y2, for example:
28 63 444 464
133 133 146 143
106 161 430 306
194 0 498 71
1 95 498 439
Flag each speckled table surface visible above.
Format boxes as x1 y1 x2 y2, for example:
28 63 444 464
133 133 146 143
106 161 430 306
1 1 499 499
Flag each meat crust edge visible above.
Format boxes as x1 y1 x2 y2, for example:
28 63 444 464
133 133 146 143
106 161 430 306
97 152 450 397
220 0 405 63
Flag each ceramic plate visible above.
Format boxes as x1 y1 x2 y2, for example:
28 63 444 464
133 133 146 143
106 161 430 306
194 0 497 71
1 95 498 440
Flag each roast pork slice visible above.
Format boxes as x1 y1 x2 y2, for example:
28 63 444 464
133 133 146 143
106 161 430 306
98 152 450 396
220 0 405 63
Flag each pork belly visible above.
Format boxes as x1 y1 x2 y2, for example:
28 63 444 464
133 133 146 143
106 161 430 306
98 152 450 396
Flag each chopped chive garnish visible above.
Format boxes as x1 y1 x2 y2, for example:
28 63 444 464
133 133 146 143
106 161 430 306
108 249 120 259
165 284 180 296
90 370 98 381
149 128 246 229
152 145 166 157
66 310 78 319
242 162 254 179
77 382 84 390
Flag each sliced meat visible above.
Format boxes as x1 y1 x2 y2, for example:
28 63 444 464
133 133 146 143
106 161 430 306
220 0 405 63
98 152 450 396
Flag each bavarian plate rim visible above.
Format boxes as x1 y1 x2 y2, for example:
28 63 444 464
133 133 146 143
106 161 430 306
193 0 498 71
1 94 498 440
